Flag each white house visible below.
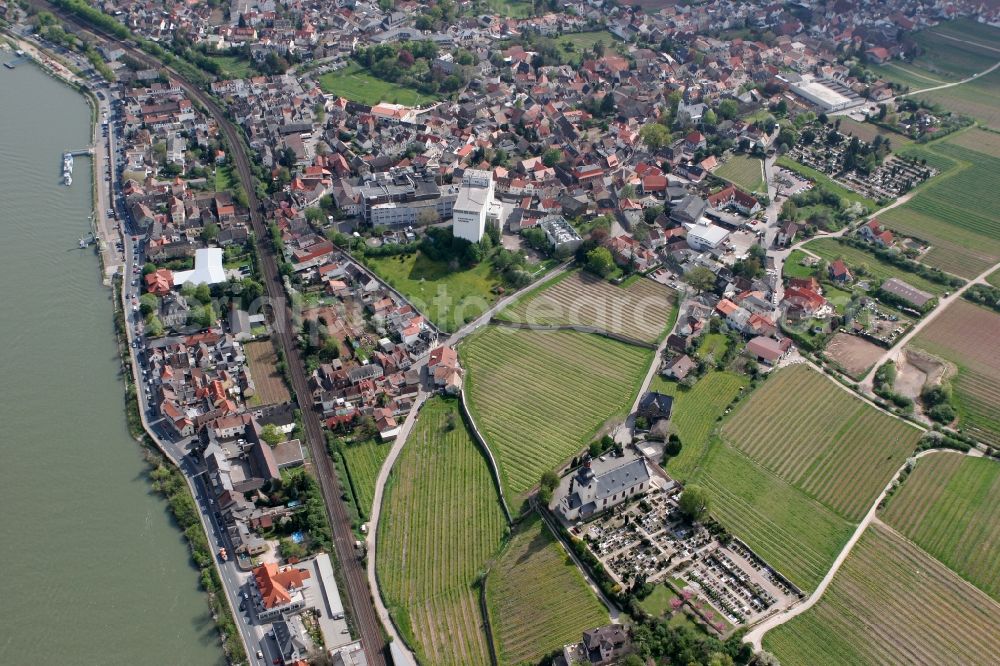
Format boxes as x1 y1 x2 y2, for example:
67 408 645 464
558 458 651 521
452 169 495 243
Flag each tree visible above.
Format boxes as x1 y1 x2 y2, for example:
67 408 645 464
640 122 672 150
684 266 717 292
702 108 718 126
146 315 165 337
201 222 219 243
718 99 739 120
586 246 615 277
260 423 283 446
139 292 159 317
485 219 501 246
142 262 157 276
664 434 682 458
588 441 603 458
305 207 325 224
542 147 562 167
679 484 710 522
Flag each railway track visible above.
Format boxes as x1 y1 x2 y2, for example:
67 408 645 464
28 3 390 662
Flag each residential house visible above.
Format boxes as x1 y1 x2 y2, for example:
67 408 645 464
745 336 791 365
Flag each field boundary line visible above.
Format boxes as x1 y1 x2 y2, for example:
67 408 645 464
459 382 514 524
490 319 658 349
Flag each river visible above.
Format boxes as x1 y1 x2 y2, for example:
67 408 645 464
0 51 225 666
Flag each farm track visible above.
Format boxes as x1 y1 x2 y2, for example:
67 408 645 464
26 2 390 659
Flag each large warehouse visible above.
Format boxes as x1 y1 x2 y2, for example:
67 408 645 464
790 76 864 112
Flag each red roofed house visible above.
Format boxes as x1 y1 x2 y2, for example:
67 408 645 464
145 268 174 296
428 345 463 395
251 562 311 621
782 287 827 317
745 336 792 365
641 174 668 197
707 184 762 213
685 131 707 152
828 259 852 283
859 219 894 247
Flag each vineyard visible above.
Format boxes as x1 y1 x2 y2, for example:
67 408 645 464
763 522 1000 665
714 155 766 193
376 398 506 665
911 299 1000 445
486 515 609 665
721 364 922 521
497 270 677 344
918 68 1000 131
882 451 1000 600
880 131 1000 277
693 442 854 592
340 438 389 518
461 327 652 498
649 371 745 482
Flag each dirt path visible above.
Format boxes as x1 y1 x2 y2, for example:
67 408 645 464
857 260 1000 391
743 446 959 650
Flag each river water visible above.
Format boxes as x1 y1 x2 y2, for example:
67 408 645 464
0 53 224 666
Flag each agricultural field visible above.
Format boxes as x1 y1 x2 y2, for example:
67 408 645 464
497 270 677 344
340 438 389 519
836 118 912 150
714 154 766 193
882 451 1000 600
802 237 950 295
880 129 1000 277
763 522 1000 666
317 62 438 106
486 515 609 665
365 251 501 332
693 441 854 592
910 299 1000 445
721 364 922 522
244 340 291 406
376 398 506 666
988 267 1000 288
870 60 952 89
916 67 1000 130
823 332 884 379
461 327 652 498
872 19 999 89
648 371 746 482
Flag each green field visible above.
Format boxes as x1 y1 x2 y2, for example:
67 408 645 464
783 249 818 279
696 332 729 359
802 238 950 295
715 154 766 193
649 371 745 482
989 267 1000 288
376 398 506 665
486 515 609 665
215 164 235 193
872 19 999 90
461 327 652 498
340 438 389 519
693 441 854 592
775 156 879 210
553 31 621 66
880 129 1000 277
882 451 1000 600
365 251 501 332
871 61 953 90
763 522 1000 666
317 62 438 106
498 270 677 344
721 365 922 522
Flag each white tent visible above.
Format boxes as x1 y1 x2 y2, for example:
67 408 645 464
173 248 226 286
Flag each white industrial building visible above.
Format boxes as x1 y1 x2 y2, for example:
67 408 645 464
684 222 730 252
790 75 863 112
173 247 227 286
452 169 496 242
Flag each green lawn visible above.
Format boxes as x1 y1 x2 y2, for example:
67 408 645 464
487 514 609 665
638 583 680 617
483 0 534 17
882 451 1000 601
554 31 620 66
871 61 954 90
340 438 390 519
649 371 746 482
461 327 652 498
317 62 438 106
988 267 1000 288
376 398 506 666
715 154 766 193
205 54 257 79
776 156 880 210
783 249 818 280
365 251 501 333
696 332 729 359
803 238 951 295
215 164 235 193
836 117 912 150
